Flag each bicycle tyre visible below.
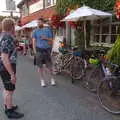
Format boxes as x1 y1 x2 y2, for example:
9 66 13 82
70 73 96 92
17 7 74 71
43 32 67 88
70 57 85 81
54 54 63 74
98 76 120 114
85 65 103 92
54 53 72 74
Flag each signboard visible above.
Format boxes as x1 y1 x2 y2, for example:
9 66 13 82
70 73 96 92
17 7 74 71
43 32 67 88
6 0 16 10
29 0 43 14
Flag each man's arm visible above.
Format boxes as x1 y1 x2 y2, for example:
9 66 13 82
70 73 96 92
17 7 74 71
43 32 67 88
41 28 53 41
32 30 37 54
41 36 52 41
32 38 36 54
1 53 16 84
1 53 14 75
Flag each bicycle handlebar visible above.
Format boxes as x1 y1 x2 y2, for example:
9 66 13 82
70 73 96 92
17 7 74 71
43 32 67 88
107 62 119 68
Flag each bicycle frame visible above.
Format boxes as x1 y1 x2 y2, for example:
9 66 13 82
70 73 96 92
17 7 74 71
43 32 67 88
104 65 120 89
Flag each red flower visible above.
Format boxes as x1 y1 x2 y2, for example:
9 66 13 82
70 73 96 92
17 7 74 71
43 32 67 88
51 15 65 28
114 0 120 19
68 21 77 28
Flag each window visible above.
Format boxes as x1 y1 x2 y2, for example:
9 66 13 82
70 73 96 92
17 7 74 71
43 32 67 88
45 0 56 7
90 18 120 47
29 0 43 14
111 24 119 44
22 4 29 17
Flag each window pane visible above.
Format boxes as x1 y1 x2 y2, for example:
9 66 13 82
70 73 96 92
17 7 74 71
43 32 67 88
45 0 51 7
102 25 109 43
93 25 100 42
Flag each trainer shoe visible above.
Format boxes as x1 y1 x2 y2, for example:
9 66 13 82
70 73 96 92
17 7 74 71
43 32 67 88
41 80 46 87
5 109 24 119
51 78 56 86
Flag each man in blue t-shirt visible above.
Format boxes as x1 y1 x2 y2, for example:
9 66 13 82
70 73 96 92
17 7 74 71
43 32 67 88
32 18 55 87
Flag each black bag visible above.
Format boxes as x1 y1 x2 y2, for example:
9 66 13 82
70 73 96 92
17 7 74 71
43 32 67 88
33 55 36 66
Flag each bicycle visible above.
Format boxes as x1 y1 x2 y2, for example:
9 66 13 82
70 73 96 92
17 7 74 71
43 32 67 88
98 63 120 114
81 49 106 92
54 47 87 83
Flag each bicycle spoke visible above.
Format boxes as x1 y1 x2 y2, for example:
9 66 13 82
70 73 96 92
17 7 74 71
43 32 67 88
86 66 103 92
98 77 120 114
71 57 85 80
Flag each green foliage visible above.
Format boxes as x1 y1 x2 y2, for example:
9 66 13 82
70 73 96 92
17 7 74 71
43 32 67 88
74 22 85 50
74 21 91 50
56 0 115 51
56 0 114 16
107 35 120 66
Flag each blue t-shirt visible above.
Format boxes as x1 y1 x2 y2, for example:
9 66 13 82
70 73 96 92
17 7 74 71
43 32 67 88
32 27 52 49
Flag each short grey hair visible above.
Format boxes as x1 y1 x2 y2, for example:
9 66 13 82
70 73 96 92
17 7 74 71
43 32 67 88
2 18 15 32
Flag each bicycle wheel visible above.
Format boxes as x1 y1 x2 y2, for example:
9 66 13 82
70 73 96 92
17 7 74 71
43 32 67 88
85 65 103 92
98 76 120 114
54 53 72 74
54 53 63 74
70 57 85 81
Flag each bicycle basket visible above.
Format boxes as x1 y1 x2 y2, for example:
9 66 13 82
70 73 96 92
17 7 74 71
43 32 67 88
73 51 81 57
89 58 99 65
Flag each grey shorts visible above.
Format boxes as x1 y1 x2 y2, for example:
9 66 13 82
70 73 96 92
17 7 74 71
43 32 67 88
36 48 52 68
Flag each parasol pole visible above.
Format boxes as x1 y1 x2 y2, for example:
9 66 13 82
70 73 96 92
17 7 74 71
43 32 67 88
83 17 87 49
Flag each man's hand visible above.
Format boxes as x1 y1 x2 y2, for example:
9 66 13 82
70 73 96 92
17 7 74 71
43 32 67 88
40 35 47 40
32 38 37 55
33 48 37 56
33 47 37 55
1 53 17 85
11 74 16 84
33 50 37 55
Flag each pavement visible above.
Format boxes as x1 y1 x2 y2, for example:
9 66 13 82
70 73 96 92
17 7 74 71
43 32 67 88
0 55 120 120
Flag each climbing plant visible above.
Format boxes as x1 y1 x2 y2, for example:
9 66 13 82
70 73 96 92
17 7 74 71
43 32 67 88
107 35 120 66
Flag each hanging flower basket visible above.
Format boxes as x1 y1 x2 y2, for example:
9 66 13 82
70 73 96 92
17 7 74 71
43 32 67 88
114 0 120 19
68 21 77 28
65 8 78 29
51 15 65 29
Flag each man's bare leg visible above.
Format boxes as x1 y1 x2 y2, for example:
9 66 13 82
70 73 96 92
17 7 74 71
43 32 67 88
3 90 13 109
37 67 46 87
44 66 56 86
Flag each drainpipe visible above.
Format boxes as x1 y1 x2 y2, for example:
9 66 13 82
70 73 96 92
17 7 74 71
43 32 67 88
43 0 45 9
26 0 29 16
66 22 71 47
99 19 102 46
10 11 13 18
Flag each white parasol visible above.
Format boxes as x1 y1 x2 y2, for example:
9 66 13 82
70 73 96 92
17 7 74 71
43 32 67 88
62 5 112 49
